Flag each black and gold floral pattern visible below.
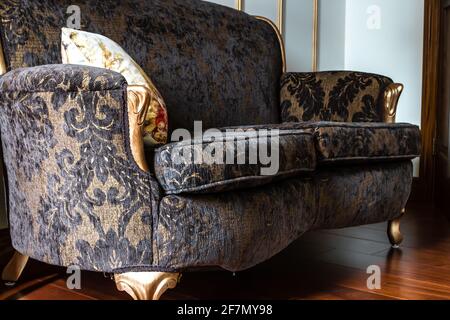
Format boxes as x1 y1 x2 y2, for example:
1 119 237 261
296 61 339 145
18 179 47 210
0 0 421 274
156 161 412 271
313 122 421 163
154 122 420 194
0 0 283 133
0 66 418 272
154 128 316 194
281 71 393 122
0 65 161 271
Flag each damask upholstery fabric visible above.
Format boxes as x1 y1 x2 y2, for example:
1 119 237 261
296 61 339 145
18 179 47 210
313 122 421 163
0 0 420 275
61 27 168 146
154 127 316 194
0 64 162 272
0 0 283 132
280 71 393 123
0 65 414 272
155 161 412 271
154 122 420 194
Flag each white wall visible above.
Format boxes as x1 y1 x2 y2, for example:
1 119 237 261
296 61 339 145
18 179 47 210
205 0 235 8
285 0 314 71
345 0 424 176
345 0 424 127
318 0 346 70
246 0 315 71
245 0 278 23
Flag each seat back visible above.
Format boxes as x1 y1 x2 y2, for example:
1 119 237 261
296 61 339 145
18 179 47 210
0 0 283 132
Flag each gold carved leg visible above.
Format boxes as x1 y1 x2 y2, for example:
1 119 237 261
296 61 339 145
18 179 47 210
388 208 405 248
114 272 181 300
2 251 29 285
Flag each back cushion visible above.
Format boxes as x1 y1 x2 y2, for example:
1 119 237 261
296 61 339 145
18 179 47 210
280 71 393 123
0 0 283 132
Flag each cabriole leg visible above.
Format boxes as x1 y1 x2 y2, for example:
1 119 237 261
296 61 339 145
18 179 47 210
388 208 405 248
2 251 29 285
114 272 181 300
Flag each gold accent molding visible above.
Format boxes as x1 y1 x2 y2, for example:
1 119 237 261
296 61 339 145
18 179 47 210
0 37 7 75
312 0 319 72
114 272 181 300
255 16 286 73
382 83 404 123
277 0 284 35
2 251 29 283
127 85 153 172
235 0 243 11
388 208 405 248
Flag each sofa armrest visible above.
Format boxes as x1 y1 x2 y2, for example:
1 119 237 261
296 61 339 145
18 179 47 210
0 64 156 173
0 64 161 271
280 71 397 123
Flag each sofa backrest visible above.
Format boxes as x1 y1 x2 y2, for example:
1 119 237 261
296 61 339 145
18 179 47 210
0 0 283 133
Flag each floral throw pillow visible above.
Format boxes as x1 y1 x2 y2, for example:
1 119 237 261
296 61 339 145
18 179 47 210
61 27 168 146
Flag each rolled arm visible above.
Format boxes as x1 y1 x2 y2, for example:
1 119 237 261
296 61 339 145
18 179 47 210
0 64 161 272
280 71 402 123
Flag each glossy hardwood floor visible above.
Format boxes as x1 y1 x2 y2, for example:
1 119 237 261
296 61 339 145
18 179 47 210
0 202 449 300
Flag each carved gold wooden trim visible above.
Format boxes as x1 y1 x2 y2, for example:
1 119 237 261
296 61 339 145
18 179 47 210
255 16 286 73
114 272 181 300
388 208 405 248
0 36 7 75
2 251 29 283
382 83 404 124
127 85 153 172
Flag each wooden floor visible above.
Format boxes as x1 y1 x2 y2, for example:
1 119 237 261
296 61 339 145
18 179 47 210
0 202 449 300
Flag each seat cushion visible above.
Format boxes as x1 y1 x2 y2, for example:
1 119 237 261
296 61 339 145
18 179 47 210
153 122 420 195
154 124 316 194
313 122 421 164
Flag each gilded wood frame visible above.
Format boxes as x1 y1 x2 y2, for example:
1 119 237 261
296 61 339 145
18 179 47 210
0 37 6 75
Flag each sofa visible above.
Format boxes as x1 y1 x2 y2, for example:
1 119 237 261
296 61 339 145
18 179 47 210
0 0 420 300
